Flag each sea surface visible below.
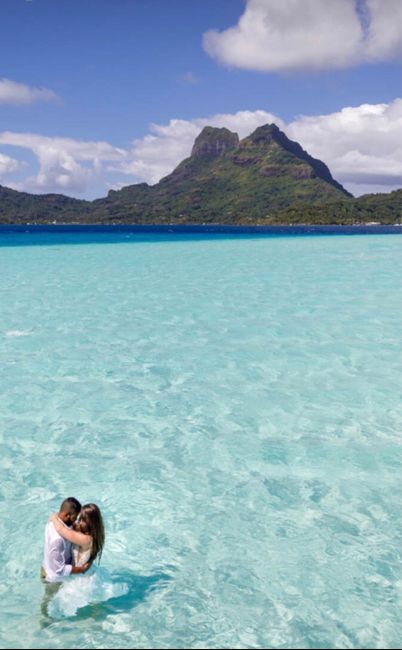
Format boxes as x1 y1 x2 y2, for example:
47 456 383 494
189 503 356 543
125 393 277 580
0 229 401 649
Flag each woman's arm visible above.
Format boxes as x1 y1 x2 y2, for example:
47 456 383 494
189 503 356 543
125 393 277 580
50 513 91 547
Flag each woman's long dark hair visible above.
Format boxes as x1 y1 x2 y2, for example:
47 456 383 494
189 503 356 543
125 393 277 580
78 503 105 563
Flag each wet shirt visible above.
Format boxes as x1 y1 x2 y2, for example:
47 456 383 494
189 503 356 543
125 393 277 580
42 520 73 582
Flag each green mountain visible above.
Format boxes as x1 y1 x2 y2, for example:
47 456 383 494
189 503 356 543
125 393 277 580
94 124 353 224
0 184 90 224
0 124 401 225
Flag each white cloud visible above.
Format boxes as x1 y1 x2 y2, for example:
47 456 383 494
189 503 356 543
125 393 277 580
0 78 60 105
364 0 402 61
287 99 402 192
203 0 402 72
0 132 126 194
0 152 22 177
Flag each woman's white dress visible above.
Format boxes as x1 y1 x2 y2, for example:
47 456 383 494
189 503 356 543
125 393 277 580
48 542 129 618
72 544 92 567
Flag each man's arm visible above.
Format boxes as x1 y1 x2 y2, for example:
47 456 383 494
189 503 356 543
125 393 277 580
48 539 91 578
47 538 72 577
45 543 69 578
47 538 88 577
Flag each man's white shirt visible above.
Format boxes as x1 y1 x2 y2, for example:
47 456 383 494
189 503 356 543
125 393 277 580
42 519 73 582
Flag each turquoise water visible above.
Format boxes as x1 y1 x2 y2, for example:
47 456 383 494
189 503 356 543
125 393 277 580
0 232 401 649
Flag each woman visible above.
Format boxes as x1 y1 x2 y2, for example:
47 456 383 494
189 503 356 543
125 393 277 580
51 503 105 567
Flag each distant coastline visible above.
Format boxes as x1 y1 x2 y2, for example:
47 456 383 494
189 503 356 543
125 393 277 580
0 223 400 236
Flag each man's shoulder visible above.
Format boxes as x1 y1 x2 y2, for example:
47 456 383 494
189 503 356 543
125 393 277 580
46 520 63 542
45 520 56 534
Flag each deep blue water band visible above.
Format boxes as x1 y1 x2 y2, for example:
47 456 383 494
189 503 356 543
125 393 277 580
0 223 401 236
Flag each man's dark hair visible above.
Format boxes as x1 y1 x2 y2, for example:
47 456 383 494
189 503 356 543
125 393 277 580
60 496 81 515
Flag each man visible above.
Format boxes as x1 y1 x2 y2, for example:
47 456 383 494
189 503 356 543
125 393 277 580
41 496 90 582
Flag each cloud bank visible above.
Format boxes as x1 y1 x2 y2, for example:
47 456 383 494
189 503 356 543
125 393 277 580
1 100 401 197
288 99 402 194
0 78 60 105
0 152 22 176
203 0 402 72
0 132 125 194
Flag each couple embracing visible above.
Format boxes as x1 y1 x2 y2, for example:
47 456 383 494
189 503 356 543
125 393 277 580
41 497 104 583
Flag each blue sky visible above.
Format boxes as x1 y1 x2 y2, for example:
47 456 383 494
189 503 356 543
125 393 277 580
0 0 401 198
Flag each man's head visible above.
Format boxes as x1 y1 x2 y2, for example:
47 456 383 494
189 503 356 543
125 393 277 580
58 497 81 526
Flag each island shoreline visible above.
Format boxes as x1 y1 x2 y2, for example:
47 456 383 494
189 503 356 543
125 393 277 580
0 223 401 236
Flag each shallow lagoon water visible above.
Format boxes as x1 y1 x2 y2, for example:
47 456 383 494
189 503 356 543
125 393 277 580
0 231 401 649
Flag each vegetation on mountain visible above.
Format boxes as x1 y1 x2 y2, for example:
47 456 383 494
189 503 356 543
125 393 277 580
0 185 90 224
268 190 402 225
0 124 400 225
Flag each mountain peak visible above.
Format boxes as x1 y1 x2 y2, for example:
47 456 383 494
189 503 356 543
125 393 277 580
243 123 351 196
191 126 239 158
247 123 281 144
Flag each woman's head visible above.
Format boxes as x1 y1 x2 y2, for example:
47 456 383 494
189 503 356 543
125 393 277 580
78 503 105 563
